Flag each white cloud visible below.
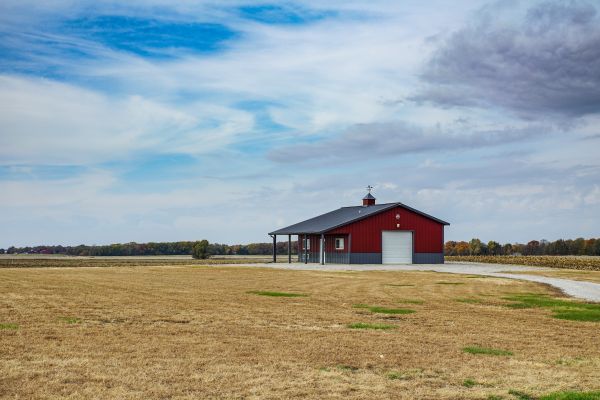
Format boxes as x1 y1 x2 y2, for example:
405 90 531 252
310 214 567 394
69 16 447 135
0 75 254 165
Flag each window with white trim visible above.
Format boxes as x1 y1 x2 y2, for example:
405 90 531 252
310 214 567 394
305 238 310 250
335 237 344 250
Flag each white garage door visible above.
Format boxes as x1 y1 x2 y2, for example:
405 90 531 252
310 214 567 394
382 231 413 264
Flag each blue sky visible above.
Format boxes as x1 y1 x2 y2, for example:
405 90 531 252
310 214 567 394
1 0 599 247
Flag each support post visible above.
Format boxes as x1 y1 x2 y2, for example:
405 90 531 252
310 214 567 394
442 226 445 264
304 235 308 264
320 233 325 265
272 235 277 263
348 233 352 264
288 235 291 264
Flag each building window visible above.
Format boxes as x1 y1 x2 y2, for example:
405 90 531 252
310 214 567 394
305 238 310 250
335 237 344 250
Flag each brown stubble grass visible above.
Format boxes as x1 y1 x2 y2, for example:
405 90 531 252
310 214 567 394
0 255 271 269
1 265 599 399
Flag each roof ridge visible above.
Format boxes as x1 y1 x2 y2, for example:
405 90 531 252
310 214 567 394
340 202 398 209
269 201 448 235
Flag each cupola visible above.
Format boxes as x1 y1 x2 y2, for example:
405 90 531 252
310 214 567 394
363 185 376 206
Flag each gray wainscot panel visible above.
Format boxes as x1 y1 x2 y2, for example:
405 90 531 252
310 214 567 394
349 253 382 264
413 253 444 264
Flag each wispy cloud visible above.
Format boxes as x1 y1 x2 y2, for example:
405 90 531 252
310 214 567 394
0 75 254 165
269 121 551 163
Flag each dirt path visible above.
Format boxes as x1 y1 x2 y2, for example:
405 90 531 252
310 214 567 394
220 262 600 302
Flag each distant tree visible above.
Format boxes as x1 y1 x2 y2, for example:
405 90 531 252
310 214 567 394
455 241 470 256
514 243 526 255
584 239 596 256
501 243 513 255
572 238 586 255
247 242 272 255
594 239 600 256
524 240 540 255
192 240 210 259
487 241 501 255
208 243 228 255
444 241 457 256
539 239 549 255
469 238 483 256
0 248 4 254
564 239 575 255
550 239 567 255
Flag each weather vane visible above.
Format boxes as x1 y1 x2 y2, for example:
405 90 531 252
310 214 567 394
366 185 373 193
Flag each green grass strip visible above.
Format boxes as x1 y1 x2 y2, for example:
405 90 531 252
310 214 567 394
508 389 534 400
353 304 415 314
397 299 424 304
0 323 18 330
463 345 513 356
247 290 307 297
368 306 415 314
503 294 600 322
348 322 396 330
539 391 600 400
455 298 483 304
462 379 477 388
387 371 404 380
58 317 82 324
336 365 359 372
552 310 600 322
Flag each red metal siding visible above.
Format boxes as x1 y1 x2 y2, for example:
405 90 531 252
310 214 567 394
327 206 444 253
298 234 349 252
324 234 349 252
299 234 319 252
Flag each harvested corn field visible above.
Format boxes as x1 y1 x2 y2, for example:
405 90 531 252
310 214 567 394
446 255 600 271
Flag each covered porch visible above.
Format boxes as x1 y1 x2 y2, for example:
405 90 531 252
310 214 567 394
269 233 351 265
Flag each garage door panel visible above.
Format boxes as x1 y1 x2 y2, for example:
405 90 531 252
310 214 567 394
382 231 413 264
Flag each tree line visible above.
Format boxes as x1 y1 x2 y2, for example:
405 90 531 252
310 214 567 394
444 238 600 256
0 240 299 257
2 238 598 258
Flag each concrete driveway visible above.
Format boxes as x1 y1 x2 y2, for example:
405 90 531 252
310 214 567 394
222 261 600 302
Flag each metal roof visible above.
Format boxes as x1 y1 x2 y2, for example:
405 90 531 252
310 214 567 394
363 193 376 200
269 202 449 235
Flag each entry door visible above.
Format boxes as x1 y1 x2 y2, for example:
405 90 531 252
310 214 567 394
382 231 413 264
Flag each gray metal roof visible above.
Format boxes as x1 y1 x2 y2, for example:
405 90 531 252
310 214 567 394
363 193 376 200
269 202 449 235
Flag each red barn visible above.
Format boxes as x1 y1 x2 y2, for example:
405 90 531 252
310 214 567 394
269 190 449 264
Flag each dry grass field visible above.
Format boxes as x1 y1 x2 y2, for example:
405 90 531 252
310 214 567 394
1 264 600 399
0 255 272 269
